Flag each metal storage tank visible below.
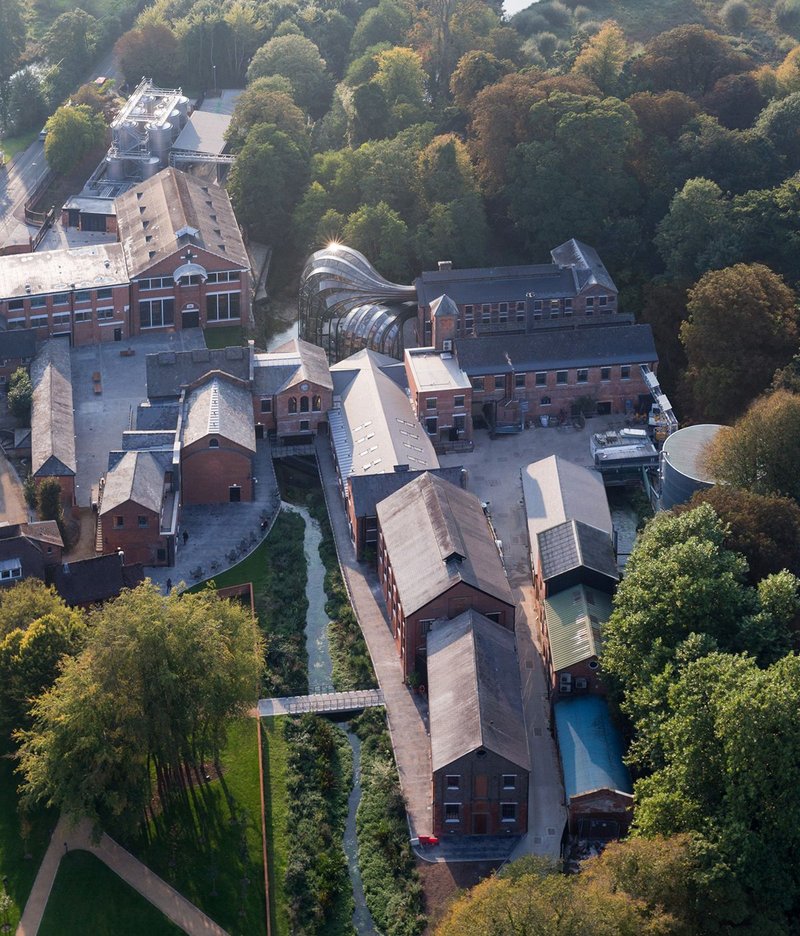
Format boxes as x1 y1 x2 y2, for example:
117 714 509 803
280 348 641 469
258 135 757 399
175 96 189 125
660 424 724 510
106 155 125 181
169 109 183 133
141 156 160 178
149 122 173 165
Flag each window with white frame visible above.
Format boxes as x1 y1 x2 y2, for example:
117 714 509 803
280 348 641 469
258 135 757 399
502 774 517 790
206 292 241 321
140 298 174 328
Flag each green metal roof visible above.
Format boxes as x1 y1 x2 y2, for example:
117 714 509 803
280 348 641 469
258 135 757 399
544 585 612 671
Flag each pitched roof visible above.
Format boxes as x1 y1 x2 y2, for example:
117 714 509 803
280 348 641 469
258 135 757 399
101 450 164 515
537 520 619 584
376 472 513 616
554 696 632 800
522 455 612 560
0 520 63 548
416 262 579 308
550 239 617 293
329 350 439 479
455 324 656 376
171 111 230 157
428 610 530 772
0 328 36 359
349 466 464 519
544 585 612 671
116 168 248 277
31 339 76 477
183 375 256 452
254 338 333 393
48 555 145 606
430 294 460 318
146 345 250 399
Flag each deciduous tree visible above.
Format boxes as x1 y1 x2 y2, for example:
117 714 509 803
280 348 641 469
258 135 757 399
225 78 307 151
7 368 31 423
114 24 179 86
247 34 332 118
342 201 411 281
680 264 798 423
449 49 509 111
571 21 628 95
44 105 107 175
655 178 734 279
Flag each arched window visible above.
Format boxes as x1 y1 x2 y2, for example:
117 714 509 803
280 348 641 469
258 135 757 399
312 395 322 412
288 397 297 414
300 396 310 413
209 438 219 448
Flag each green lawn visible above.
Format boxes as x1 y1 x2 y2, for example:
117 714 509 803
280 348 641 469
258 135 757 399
204 325 246 349
1 129 38 163
0 750 55 931
261 718 290 936
128 718 267 936
38 852 183 936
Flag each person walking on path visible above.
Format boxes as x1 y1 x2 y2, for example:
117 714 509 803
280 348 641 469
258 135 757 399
166 578 172 592
183 530 189 546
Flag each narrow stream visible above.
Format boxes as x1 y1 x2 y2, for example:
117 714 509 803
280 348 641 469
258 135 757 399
290 503 378 936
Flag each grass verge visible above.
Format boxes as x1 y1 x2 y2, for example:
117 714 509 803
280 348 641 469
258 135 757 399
127 717 266 936
1 130 38 162
203 325 246 349
38 851 183 936
0 748 55 931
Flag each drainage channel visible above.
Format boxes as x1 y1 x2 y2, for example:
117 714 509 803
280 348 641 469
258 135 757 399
290 503 378 936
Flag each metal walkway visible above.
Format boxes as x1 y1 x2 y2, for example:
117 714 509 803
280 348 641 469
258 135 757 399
258 688 385 718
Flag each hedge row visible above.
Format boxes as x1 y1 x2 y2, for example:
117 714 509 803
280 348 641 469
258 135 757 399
353 710 426 936
283 714 354 935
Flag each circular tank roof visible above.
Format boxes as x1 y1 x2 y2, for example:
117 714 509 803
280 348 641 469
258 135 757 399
662 424 724 483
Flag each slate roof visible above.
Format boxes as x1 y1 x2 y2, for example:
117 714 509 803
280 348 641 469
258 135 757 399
455 324 657 376
430 294 460 318
537 520 619 584
31 339 76 478
183 375 256 451
0 328 36 360
522 455 612 554
329 350 439 478
253 338 333 395
0 520 63 548
146 345 249 399
428 610 530 772
376 472 514 616
135 402 180 430
349 466 464 519
544 585 612 671
101 450 165 515
554 696 632 800
48 555 145 607
116 168 248 278
415 240 617 308
121 431 176 451
550 239 617 293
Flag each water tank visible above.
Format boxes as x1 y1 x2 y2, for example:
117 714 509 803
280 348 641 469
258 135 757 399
660 424 724 510
106 155 125 181
141 156 160 179
175 96 189 125
169 110 182 134
113 120 140 154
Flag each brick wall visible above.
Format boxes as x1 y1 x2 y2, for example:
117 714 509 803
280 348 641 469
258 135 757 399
433 753 529 837
181 439 254 505
102 502 167 565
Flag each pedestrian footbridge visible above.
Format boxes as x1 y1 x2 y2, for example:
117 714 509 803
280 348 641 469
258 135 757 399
257 688 385 717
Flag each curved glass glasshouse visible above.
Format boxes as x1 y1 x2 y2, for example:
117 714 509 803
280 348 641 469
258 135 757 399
298 243 418 362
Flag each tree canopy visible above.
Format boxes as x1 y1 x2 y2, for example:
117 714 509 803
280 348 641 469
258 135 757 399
44 104 106 175
15 583 262 833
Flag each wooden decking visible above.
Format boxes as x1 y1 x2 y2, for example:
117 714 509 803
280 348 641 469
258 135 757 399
257 689 385 718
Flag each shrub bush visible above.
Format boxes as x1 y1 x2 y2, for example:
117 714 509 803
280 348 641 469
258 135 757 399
722 0 750 32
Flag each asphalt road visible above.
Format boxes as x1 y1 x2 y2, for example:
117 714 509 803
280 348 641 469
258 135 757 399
0 46 122 249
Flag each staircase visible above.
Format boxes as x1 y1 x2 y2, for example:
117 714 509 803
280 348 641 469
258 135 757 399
94 479 105 553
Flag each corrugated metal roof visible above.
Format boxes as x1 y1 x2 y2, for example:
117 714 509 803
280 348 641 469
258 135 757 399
428 610 530 772
554 696 632 800
544 586 612 671
376 472 513 616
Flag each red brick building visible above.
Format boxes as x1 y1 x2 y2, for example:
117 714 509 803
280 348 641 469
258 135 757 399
0 169 249 346
428 610 530 837
541 585 612 698
404 341 472 449
253 339 333 439
180 374 256 505
0 521 63 585
100 450 173 565
376 472 514 681
117 169 250 337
